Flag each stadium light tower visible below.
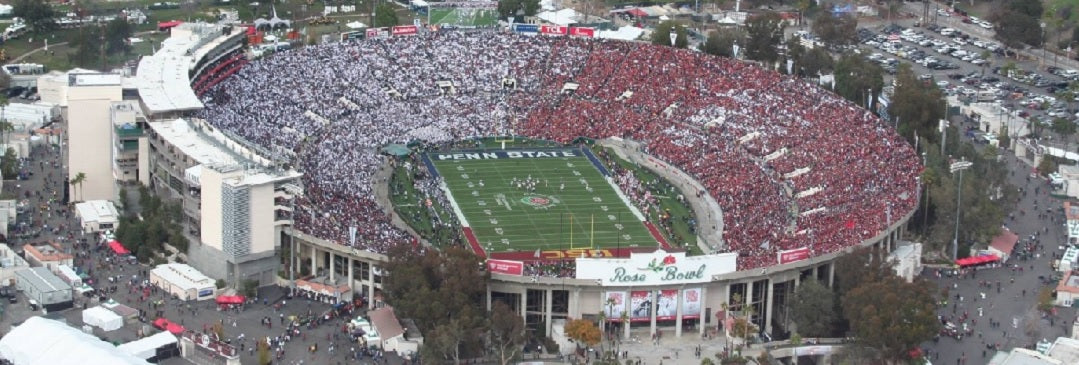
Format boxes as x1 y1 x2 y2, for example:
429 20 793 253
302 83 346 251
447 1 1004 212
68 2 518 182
949 158 972 261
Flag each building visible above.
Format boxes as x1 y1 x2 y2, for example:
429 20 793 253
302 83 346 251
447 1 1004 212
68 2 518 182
0 244 29 287
1058 272 1079 307
75 200 120 234
144 118 301 286
989 228 1020 262
15 267 73 311
1059 165 1079 200
37 68 95 107
1061 247 1079 273
67 73 124 202
149 263 216 301
136 22 245 120
0 317 151 365
888 241 923 282
0 199 17 243
110 101 149 185
23 242 73 272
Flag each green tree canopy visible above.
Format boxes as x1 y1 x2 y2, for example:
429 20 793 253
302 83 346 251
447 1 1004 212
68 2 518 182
703 28 746 57
833 52 884 107
651 21 689 48
373 3 399 27
12 0 56 33
842 276 939 363
104 17 133 55
497 0 540 20
0 148 16 180
68 25 103 68
991 0 1044 49
382 244 488 363
789 279 836 338
811 12 857 47
744 11 784 63
799 47 835 76
889 63 946 145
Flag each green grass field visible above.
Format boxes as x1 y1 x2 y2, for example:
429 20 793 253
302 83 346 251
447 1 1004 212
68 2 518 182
428 8 498 27
430 149 658 256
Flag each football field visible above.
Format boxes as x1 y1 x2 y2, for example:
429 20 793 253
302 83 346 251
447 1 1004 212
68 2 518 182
428 8 498 27
427 148 661 259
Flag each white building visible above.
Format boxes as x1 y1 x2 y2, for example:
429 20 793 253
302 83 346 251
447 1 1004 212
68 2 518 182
145 118 301 286
888 241 923 282
0 317 151 365
0 244 29 287
75 200 120 234
23 242 74 272
149 263 216 301
67 73 123 202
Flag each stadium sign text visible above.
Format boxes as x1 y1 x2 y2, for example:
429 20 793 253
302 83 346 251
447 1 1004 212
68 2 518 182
609 264 707 284
433 149 578 161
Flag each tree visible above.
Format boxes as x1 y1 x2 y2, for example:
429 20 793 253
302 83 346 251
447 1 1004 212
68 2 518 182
70 172 87 202
104 17 133 55
564 318 601 348
68 25 103 68
0 148 16 181
743 11 784 64
257 338 271 365
991 0 1044 50
833 246 892 300
488 301 526 365
703 28 746 57
890 63 946 145
496 0 540 20
1052 117 1077 150
373 3 399 27
382 245 488 362
834 52 884 107
11 0 56 33
811 12 857 47
799 47 835 77
789 279 835 338
842 277 939 363
651 21 688 48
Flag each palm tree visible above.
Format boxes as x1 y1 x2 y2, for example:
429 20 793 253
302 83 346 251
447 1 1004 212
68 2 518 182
71 172 86 202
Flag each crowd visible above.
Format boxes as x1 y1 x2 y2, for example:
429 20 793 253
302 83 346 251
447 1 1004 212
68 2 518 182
199 30 921 271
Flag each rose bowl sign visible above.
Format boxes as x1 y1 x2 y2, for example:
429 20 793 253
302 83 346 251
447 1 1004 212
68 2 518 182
575 250 737 286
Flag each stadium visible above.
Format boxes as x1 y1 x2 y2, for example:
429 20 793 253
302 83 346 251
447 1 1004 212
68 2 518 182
143 25 921 340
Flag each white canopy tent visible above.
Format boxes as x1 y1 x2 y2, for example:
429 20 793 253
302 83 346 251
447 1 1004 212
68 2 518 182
0 317 150 365
83 306 123 331
117 332 178 360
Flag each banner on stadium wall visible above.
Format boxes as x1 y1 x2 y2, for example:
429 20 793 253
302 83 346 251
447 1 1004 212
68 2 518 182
777 247 810 265
540 25 568 35
629 291 652 322
576 249 737 286
392 25 419 36
366 27 390 39
486 259 523 275
569 27 594 37
655 289 678 321
682 288 702 319
512 23 539 33
603 291 627 321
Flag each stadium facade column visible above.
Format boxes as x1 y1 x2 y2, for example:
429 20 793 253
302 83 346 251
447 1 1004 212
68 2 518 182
347 257 354 295
827 264 835 288
649 289 658 336
485 287 492 312
520 288 527 319
367 265 376 309
764 278 775 336
329 254 336 282
623 292 631 340
310 245 317 277
675 286 684 337
698 286 707 337
544 289 554 337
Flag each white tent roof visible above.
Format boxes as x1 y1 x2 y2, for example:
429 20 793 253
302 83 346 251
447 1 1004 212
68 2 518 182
82 306 123 332
597 26 644 41
118 332 177 360
346 21 366 29
536 9 579 25
0 317 150 365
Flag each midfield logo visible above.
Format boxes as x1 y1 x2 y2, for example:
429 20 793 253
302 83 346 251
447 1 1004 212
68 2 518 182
520 194 560 210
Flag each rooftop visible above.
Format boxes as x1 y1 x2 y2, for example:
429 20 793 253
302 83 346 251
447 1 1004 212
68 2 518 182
69 73 123 87
1047 337 1079 364
75 200 120 223
990 228 1020 256
136 23 240 115
149 118 299 187
23 242 72 262
16 267 72 293
1058 272 1079 294
150 263 215 291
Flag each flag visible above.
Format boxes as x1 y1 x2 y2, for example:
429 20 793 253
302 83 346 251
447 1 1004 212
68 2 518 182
844 220 855 229
349 226 357 246
534 248 541 258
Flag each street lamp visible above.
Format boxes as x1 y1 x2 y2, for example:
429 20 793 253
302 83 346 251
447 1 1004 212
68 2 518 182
1041 22 1047 69
949 158 973 261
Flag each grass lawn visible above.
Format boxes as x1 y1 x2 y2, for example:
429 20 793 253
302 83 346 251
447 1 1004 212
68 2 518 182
430 148 658 256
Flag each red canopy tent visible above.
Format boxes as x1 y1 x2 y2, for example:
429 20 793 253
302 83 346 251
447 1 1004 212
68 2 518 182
152 318 169 330
108 240 129 255
955 255 1000 267
215 295 245 305
166 322 185 335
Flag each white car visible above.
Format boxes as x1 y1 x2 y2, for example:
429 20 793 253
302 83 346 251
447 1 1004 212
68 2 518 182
938 9 951 17
979 21 993 29
936 80 949 88
971 59 987 65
